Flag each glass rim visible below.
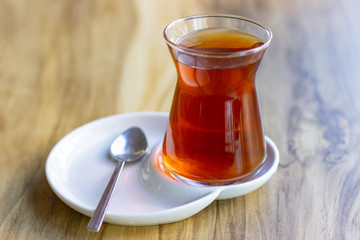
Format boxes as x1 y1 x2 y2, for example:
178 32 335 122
163 14 272 58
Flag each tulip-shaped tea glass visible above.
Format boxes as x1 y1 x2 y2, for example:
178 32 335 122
162 15 272 185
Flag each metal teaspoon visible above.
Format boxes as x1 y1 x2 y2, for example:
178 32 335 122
87 127 148 232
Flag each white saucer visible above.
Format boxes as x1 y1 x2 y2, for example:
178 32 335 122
46 112 279 226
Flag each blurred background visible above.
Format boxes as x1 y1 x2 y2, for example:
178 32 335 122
1 0 360 239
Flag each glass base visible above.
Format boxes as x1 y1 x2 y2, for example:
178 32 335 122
161 154 267 187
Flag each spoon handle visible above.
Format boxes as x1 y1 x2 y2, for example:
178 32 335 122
87 160 125 232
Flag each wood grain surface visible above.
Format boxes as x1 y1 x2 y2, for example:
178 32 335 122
1 0 360 239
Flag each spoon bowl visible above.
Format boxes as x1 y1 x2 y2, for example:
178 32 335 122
87 127 148 232
110 127 148 162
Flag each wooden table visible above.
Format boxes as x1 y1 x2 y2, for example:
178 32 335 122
1 0 360 239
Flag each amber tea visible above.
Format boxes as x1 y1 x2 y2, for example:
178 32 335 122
163 15 272 185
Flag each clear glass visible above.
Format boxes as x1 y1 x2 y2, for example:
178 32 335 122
162 15 272 186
